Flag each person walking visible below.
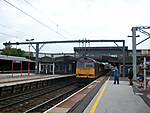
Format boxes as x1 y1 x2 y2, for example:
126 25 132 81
113 65 120 84
128 68 133 85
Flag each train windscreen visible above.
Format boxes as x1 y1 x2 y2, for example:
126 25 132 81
77 62 94 68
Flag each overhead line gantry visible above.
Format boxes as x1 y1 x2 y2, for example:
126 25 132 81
131 26 150 90
3 39 125 76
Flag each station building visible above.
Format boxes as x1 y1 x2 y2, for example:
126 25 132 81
74 47 150 76
1 47 150 76
0 54 35 73
39 56 76 74
37 46 150 76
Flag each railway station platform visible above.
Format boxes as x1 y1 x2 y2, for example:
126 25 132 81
84 78 150 113
0 73 74 84
45 76 150 113
0 73 75 98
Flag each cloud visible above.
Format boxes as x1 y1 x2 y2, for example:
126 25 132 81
0 0 150 52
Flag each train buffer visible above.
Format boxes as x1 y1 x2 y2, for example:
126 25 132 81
83 78 150 113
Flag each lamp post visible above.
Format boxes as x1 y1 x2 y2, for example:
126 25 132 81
26 39 34 79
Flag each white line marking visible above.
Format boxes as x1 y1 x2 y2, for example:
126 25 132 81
88 85 94 89
44 78 104 113
135 93 143 95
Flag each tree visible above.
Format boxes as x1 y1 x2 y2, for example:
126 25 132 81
1 48 25 57
23 51 33 58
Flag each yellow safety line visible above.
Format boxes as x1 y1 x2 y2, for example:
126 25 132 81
90 77 110 113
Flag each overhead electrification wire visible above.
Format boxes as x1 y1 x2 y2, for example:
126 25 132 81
0 23 35 37
0 32 18 37
23 0 58 26
2 0 66 38
23 0 77 38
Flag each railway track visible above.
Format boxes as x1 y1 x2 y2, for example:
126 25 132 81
24 75 110 112
0 81 78 112
0 74 110 112
24 86 80 112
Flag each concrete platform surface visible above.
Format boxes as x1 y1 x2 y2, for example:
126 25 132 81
0 73 74 87
44 76 106 113
84 79 150 113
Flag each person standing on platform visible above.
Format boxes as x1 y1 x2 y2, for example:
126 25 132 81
113 65 120 84
128 68 133 85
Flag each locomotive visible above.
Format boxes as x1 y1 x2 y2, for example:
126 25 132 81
76 57 106 83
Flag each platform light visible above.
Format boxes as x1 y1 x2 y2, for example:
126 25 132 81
26 38 34 79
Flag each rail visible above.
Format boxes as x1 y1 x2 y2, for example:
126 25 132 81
0 81 77 112
24 86 80 112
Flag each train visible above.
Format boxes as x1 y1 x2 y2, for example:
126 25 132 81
76 57 111 84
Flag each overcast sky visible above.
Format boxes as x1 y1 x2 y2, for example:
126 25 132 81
0 0 150 53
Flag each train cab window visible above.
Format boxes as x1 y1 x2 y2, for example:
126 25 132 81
86 63 94 68
77 62 85 68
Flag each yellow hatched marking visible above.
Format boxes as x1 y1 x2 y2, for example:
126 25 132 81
90 77 110 113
